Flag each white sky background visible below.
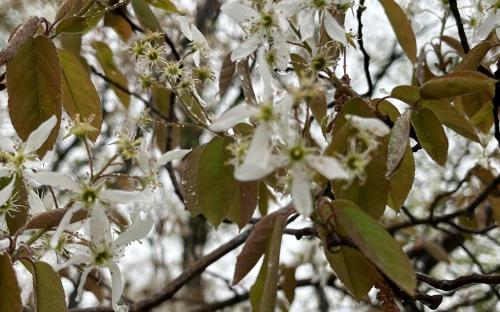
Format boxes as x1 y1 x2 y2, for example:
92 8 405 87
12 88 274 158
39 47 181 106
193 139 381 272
1 0 499 311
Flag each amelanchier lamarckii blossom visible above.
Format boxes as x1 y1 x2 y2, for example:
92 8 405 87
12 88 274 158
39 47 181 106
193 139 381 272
277 0 350 45
177 16 210 67
0 116 57 215
55 207 154 311
475 3 500 41
221 0 290 69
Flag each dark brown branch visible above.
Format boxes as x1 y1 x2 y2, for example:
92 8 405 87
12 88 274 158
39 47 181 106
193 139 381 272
418 272 500 291
70 229 252 312
448 0 470 53
356 0 373 96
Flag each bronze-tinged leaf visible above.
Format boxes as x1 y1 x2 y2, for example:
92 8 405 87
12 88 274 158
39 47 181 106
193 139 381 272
59 49 102 142
104 13 132 42
390 85 420 105
411 108 448 166
333 200 417 296
421 100 479 143
60 33 82 57
325 98 389 220
236 60 257 105
25 207 89 230
325 246 381 300
33 261 68 312
455 41 495 72
219 53 236 97
387 145 414 211
6 35 62 157
307 89 327 123
181 138 258 228
131 0 162 31
441 35 465 56
179 94 211 126
92 41 130 108
0 253 22 312
249 211 288 312
280 266 297 303
421 239 450 263
55 16 89 34
146 0 181 13
6 176 30 234
233 206 294 285
386 109 411 178
55 0 88 22
419 71 496 100
378 0 417 63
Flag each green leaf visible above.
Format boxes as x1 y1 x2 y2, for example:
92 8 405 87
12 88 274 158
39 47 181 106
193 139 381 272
54 0 88 22
391 85 420 105
455 41 495 72
6 176 30 234
104 13 133 42
411 108 448 166
249 211 288 312
333 200 417 296
0 253 22 312
325 246 381 300
55 16 89 34
419 71 496 100
386 109 411 177
131 0 162 32
6 35 62 157
59 49 102 142
378 0 417 63
182 137 258 228
180 93 211 126
421 100 479 142
387 145 414 211
326 98 389 220
92 41 130 108
60 33 82 57
33 261 68 312
146 0 181 13
233 207 293 284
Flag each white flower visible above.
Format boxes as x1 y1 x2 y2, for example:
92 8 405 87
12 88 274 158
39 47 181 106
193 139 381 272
29 171 151 249
0 115 56 180
277 0 349 45
177 16 210 66
137 148 191 185
345 115 390 137
56 207 153 311
221 0 290 69
234 124 348 216
475 6 500 41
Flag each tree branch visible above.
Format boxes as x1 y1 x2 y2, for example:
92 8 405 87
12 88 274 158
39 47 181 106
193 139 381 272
418 272 500 291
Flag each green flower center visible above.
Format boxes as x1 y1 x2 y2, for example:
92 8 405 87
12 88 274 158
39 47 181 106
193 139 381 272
258 104 274 121
312 55 327 71
289 145 305 161
94 250 112 265
260 12 274 28
312 0 328 9
81 189 97 204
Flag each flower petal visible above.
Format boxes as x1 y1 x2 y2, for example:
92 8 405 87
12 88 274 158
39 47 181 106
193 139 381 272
29 171 80 192
89 205 112 248
323 12 347 45
291 165 312 217
476 12 496 40
272 31 290 71
0 178 15 207
28 190 45 214
100 189 150 204
156 149 192 168
209 104 259 132
234 124 279 181
177 16 192 40
221 3 259 24
299 9 315 41
0 166 11 178
276 0 301 17
346 115 390 137
24 115 57 153
50 205 82 249
231 34 261 61
112 217 154 250
75 267 93 302
108 260 124 310
0 136 15 153
306 155 349 180
257 48 273 102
